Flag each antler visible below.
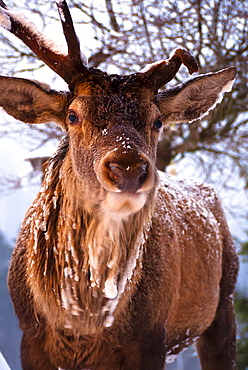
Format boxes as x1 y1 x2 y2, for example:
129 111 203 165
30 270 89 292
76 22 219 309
141 48 199 89
0 1 198 89
0 0 88 86
56 0 88 74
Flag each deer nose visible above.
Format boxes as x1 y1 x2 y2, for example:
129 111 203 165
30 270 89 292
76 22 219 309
97 150 154 193
107 161 148 193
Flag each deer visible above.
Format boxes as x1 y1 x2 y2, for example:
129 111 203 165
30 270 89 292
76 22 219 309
0 1 239 369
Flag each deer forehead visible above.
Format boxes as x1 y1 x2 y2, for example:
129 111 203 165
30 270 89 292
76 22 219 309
68 90 160 127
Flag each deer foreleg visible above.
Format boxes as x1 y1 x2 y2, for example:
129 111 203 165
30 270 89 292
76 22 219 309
196 244 238 370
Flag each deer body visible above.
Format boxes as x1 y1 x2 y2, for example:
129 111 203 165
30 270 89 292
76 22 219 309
0 1 238 369
10 160 236 370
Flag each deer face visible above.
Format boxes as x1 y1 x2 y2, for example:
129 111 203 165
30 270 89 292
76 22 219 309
62 78 161 217
0 1 237 218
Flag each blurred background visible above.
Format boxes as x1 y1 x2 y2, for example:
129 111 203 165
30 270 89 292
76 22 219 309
0 0 247 368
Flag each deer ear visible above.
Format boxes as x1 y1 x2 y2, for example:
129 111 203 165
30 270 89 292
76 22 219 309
0 76 69 127
154 67 236 125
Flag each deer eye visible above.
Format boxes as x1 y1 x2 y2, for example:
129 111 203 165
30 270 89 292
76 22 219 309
68 111 78 124
153 118 163 131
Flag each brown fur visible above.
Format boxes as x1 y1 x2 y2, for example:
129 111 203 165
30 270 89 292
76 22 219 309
0 2 239 369
8 133 238 369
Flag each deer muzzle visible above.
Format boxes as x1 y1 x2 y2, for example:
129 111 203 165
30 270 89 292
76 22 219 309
97 149 154 194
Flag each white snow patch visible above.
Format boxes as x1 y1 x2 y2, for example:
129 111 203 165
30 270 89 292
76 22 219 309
57 4 66 23
4 8 68 57
103 315 115 328
102 128 108 136
0 352 11 370
140 59 165 73
104 277 118 299
0 8 11 30
166 354 179 364
102 217 151 327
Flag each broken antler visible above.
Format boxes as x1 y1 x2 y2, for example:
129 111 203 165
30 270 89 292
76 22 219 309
141 48 199 89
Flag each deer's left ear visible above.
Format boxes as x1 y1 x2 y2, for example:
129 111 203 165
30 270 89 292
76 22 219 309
154 67 237 125
0 76 70 128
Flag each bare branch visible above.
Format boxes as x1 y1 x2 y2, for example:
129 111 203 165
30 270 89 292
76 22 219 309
105 0 119 32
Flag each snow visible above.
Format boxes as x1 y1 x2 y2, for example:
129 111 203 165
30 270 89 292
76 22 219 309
0 352 11 370
0 137 59 243
0 139 39 242
26 140 58 159
0 139 32 177
0 8 11 31
102 217 150 327
140 59 165 73
57 3 66 23
104 277 118 299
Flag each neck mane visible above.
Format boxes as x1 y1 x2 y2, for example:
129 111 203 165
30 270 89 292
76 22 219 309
25 135 155 329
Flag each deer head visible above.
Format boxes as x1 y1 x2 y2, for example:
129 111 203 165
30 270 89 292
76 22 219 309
0 0 236 218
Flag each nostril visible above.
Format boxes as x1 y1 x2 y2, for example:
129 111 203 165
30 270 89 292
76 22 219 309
108 163 122 183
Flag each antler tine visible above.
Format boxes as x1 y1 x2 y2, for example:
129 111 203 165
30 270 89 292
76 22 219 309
56 0 88 74
141 49 199 89
0 0 84 85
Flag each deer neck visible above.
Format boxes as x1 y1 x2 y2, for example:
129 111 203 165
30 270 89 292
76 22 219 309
26 147 155 329
57 176 155 327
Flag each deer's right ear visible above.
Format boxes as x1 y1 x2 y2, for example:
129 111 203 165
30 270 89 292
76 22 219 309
0 76 70 128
